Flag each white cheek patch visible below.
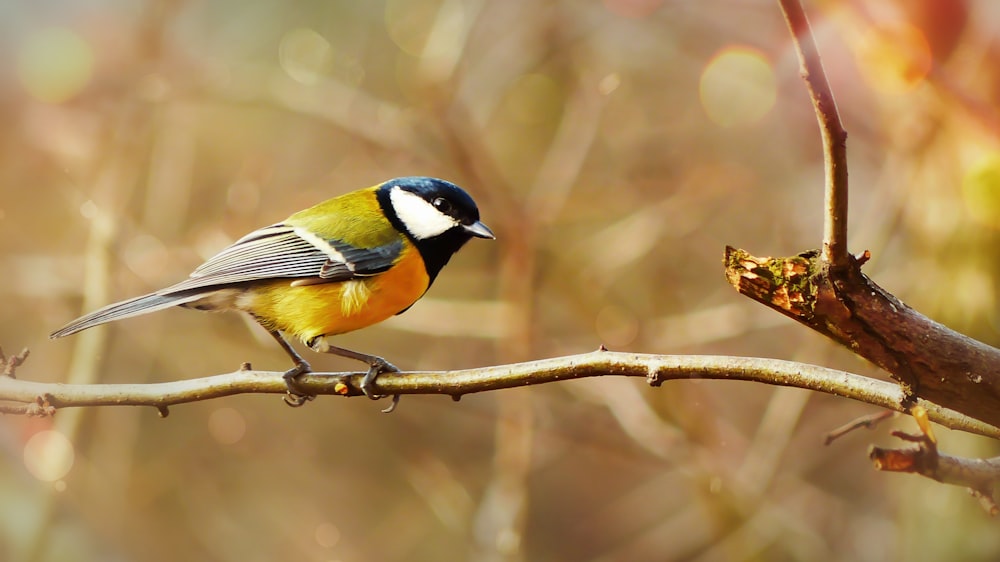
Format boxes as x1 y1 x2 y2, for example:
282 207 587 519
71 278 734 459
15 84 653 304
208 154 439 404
390 187 459 240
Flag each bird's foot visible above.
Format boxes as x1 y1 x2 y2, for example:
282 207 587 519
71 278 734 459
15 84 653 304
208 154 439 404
361 357 401 413
282 360 315 407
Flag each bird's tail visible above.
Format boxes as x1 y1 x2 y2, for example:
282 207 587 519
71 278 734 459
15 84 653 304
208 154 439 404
50 292 204 338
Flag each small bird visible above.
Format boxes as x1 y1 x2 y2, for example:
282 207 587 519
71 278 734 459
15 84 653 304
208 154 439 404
51 176 494 408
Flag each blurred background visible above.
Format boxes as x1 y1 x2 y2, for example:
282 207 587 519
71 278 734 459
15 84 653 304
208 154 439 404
2 0 1000 560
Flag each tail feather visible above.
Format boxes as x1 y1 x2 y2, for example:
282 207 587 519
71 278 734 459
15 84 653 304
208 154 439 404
50 292 204 338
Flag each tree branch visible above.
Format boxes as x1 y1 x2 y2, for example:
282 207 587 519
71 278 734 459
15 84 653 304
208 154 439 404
3 350 999 439
725 247 1000 428
778 0 849 266
870 407 1000 515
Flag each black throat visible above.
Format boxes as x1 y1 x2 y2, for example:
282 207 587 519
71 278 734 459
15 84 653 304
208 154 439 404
377 187 472 286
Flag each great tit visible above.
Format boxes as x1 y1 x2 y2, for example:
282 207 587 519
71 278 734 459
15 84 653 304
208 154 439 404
51 176 494 407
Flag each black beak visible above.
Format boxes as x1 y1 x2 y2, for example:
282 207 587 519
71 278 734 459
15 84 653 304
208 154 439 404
463 220 495 239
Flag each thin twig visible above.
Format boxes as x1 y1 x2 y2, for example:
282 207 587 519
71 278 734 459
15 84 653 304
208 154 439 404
2 351 998 439
1 347 30 379
824 410 896 445
869 407 1000 515
0 400 56 416
778 0 850 265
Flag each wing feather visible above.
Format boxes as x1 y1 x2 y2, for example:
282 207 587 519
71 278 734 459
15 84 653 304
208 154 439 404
159 224 403 295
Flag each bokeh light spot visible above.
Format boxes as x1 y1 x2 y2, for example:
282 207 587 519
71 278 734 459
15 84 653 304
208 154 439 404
278 28 333 85
855 23 931 94
962 153 1000 229
505 73 563 125
598 73 622 96
16 27 94 103
79 200 99 220
208 407 247 445
23 430 75 482
699 46 776 128
315 522 341 548
386 0 464 59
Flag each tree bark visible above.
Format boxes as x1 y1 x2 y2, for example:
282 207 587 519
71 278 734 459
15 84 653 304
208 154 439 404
726 247 1000 427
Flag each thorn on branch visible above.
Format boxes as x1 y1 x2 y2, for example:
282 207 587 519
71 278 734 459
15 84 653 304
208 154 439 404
854 250 871 266
156 405 170 418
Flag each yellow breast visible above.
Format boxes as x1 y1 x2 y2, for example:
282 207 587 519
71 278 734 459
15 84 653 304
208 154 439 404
240 242 430 343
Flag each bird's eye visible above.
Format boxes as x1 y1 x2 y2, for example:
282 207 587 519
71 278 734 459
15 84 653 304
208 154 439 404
432 197 453 213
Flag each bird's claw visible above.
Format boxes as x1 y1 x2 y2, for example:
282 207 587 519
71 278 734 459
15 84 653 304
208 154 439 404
282 392 314 407
381 394 401 414
282 361 316 407
360 357 401 413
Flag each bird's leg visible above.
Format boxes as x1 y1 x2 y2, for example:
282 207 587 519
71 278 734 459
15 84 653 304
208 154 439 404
265 329 314 407
308 337 401 413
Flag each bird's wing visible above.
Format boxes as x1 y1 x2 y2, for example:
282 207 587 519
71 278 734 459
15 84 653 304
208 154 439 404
160 224 403 295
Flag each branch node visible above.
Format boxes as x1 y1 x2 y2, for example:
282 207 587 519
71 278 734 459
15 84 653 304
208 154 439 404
39 393 57 409
30 402 57 417
156 405 170 418
854 250 871 266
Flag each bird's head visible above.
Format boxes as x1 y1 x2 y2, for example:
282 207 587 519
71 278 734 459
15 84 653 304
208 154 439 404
378 176 494 283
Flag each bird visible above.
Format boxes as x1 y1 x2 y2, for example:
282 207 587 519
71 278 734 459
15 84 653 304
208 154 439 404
51 176 494 408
